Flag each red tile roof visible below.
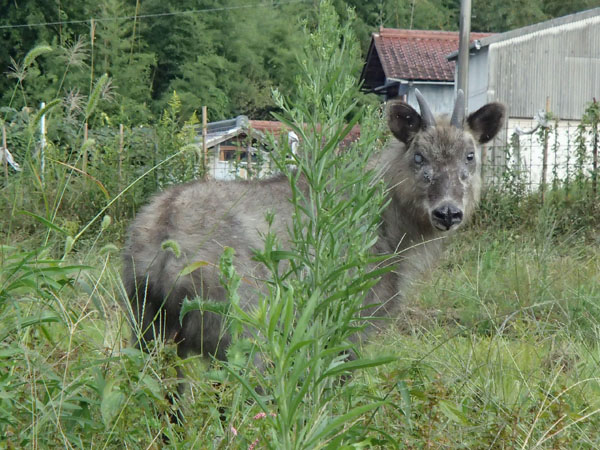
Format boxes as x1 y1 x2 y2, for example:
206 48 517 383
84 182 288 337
373 28 492 82
248 120 289 135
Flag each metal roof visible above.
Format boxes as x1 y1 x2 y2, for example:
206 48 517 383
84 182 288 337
447 7 600 59
195 117 361 150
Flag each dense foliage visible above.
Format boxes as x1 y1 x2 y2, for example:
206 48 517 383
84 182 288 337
0 0 307 122
1 0 598 123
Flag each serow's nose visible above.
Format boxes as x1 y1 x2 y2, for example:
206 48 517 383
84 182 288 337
432 204 463 231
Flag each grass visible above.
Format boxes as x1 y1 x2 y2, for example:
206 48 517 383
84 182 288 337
357 211 600 448
2 207 600 448
3 2 600 447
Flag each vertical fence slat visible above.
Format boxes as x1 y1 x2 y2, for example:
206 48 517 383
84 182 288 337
540 97 550 204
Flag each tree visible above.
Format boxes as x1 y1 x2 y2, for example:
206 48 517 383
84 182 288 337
542 0 600 19
90 0 155 124
155 0 307 120
472 0 547 32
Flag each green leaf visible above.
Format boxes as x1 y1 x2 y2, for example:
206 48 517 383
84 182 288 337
319 356 396 381
0 314 61 341
101 383 126 427
438 400 473 426
140 375 163 400
221 364 270 418
18 210 68 235
396 380 412 420
290 289 320 347
179 297 229 325
305 401 387 447
178 261 209 277
267 288 285 340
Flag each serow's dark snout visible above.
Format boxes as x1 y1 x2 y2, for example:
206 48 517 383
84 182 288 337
432 204 463 231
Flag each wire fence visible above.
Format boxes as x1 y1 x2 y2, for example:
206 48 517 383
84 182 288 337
481 103 599 204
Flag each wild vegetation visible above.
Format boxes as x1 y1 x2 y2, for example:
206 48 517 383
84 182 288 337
1 0 598 122
2 0 600 448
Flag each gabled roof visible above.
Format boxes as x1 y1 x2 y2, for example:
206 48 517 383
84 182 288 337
360 28 491 90
447 7 600 59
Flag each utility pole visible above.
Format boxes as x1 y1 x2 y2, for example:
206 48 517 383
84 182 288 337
457 0 471 111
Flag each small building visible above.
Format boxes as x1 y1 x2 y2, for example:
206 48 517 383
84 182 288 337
359 28 491 114
447 7 600 120
195 116 298 180
197 117 360 180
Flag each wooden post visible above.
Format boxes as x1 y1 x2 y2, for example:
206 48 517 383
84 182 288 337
2 125 7 183
246 142 252 179
202 106 208 179
457 0 472 111
83 122 89 172
118 123 124 189
40 101 46 183
541 96 550 205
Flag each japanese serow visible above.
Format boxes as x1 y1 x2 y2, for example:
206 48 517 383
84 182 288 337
122 90 505 361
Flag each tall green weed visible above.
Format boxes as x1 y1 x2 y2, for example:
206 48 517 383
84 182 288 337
178 2 394 447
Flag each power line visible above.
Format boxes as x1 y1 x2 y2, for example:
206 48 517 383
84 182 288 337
0 0 311 30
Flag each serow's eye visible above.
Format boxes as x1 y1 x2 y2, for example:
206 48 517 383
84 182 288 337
466 152 475 162
414 153 424 164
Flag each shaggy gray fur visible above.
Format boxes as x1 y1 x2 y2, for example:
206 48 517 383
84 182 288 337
122 93 505 359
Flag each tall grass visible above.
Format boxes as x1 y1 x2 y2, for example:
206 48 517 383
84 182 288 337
2 2 600 448
177 3 394 447
358 205 600 448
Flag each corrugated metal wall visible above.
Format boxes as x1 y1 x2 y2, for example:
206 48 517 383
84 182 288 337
406 84 455 115
488 15 600 120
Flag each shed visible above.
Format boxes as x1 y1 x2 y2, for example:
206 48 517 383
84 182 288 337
359 28 490 114
195 116 297 180
447 7 600 120
196 117 360 180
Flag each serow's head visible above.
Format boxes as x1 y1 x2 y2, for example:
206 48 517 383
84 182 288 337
387 89 505 233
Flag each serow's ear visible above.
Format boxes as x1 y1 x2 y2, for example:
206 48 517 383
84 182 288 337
466 102 506 144
387 100 422 145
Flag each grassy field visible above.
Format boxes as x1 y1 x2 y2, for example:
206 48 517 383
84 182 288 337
363 215 600 448
2 205 600 448
2 3 600 447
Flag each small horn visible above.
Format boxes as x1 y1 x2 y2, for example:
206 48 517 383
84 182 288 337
415 89 436 128
450 89 465 129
